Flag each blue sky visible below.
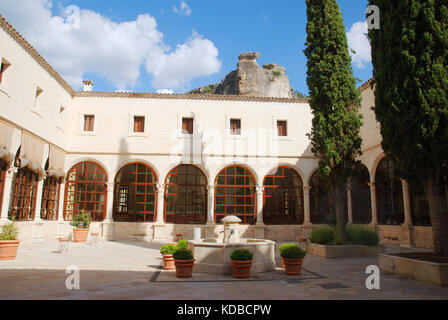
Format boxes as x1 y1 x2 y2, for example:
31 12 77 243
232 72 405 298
1 0 373 94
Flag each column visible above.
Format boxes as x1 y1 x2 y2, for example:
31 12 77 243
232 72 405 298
347 183 353 224
400 179 413 247
156 183 165 224
33 178 45 222
31 176 45 243
255 185 265 239
153 183 166 241
205 185 216 238
368 182 378 225
57 180 66 236
206 185 215 224
102 182 114 241
303 186 312 225
401 179 413 225
0 167 16 225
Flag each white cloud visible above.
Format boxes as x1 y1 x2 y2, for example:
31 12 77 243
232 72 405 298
347 21 372 69
147 31 221 89
173 1 192 17
0 0 219 91
156 89 174 94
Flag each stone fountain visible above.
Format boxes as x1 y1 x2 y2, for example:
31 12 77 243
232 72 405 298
188 216 276 275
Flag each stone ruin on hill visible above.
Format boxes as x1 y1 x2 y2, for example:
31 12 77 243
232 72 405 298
189 52 303 99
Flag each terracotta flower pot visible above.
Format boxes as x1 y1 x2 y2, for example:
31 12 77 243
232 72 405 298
73 228 89 243
0 240 20 260
162 254 175 270
175 259 195 278
232 260 253 279
281 257 285 268
284 258 304 275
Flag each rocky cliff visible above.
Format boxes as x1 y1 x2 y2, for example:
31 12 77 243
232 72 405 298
189 52 296 98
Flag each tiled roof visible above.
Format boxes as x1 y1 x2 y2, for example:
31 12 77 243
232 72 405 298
359 78 374 92
74 91 309 103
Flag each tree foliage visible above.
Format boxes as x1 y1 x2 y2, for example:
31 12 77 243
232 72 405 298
304 0 363 238
368 0 448 254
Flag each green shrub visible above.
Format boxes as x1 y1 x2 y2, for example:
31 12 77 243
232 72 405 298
0 219 18 241
280 245 306 259
173 248 194 260
279 243 296 254
310 226 335 245
346 225 379 246
70 210 91 229
160 244 177 255
177 239 188 250
230 249 253 261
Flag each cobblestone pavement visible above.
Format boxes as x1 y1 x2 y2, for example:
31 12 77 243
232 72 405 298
0 240 447 300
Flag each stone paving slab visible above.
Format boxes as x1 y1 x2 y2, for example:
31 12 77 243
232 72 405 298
154 267 322 282
0 240 447 300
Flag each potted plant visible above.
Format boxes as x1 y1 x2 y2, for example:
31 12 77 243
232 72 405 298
230 249 253 279
278 243 296 268
160 243 177 270
70 210 92 243
0 218 19 260
281 244 306 275
173 248 195 278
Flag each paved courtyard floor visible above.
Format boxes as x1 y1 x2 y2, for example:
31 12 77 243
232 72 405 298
0 240 447 300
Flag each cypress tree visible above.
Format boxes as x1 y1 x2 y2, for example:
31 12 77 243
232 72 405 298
369 1 448 255
304 0 363 240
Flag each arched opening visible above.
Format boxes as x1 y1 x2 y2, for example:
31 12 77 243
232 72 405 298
64 161 107 222
350 163 371 224
215 165 256 224
375 157 404 225
164 164 207 224
40 159 61 220
408 179 431 226
9 166 39 221
309 171 334 224
263 166 304 225
113 163 157 222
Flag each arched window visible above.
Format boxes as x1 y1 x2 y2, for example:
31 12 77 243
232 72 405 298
215 165 256 224
165 165 207 224
113 163 157 222
263 166 304 225
375 157 404 225
40 176 61 220
309 171 334 224
0 159 6 217
409 178 431 226
350 164 371 224
9 166 38 221
64 161 107 222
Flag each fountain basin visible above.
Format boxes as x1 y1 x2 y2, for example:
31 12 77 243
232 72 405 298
188 238 276 275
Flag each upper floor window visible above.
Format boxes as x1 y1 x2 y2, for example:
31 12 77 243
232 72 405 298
0 58 11 85
277 120 287 137
182 117 193 135
84 115 94 132
134 116 145 133
230 119 241 135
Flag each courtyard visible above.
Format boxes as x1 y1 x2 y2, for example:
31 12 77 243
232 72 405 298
0 240 447 300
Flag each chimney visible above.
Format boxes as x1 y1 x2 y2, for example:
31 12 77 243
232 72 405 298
83 80 93 92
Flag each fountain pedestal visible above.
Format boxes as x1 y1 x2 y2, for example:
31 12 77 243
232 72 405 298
188 216 276 275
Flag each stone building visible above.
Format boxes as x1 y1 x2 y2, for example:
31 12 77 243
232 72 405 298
0 14 438 248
